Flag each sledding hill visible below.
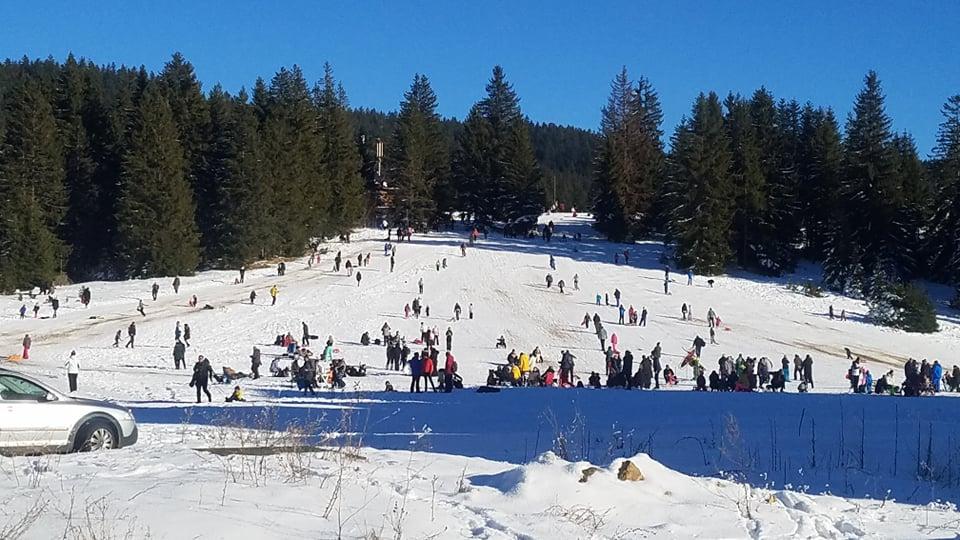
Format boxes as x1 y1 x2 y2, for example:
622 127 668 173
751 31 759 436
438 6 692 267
3 213 958 401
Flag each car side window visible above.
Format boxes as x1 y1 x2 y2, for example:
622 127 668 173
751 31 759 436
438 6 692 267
0 375 48 401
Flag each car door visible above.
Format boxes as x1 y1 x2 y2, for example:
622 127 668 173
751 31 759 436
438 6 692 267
0 374 57 449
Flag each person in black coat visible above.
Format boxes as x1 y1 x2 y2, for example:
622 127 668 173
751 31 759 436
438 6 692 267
622 351 635 389
191 356 214 403
802 355 814 388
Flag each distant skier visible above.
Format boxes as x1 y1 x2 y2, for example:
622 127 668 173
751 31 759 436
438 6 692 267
151 282 159 301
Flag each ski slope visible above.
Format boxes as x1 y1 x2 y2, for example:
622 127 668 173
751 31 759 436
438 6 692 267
2 213 960 539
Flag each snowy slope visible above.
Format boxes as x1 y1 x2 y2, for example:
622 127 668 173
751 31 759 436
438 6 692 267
2 213 960 538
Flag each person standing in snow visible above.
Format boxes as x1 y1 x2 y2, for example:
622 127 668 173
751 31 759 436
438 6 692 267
173 276 181 294
687 269 693 286
250 347 262 379
573 274 579 290
549 255 556 270
137 299 146 317
418 277 424 294
828 305 835 320
64 351 80 392
409 353 423 393
454 303 462 321
390 255 395 272
19 304 26 319
125 322 136 348
21 334 32 359
302 322 311 346
545 274 553 289
445 327 453 350
652 343 662 388
356 271 362 286
151 282 159 301
173 340 186 369
663 279 669 295
269 285 279 306
32 303 39 318
558 279 565 293
802 355 814 388
249 290 257 304
183 324 191 347
239 265 245 283
191 356 214 403
469 303 474 320
50 297 59 318
444 352 457 393
618 304 626 325
113 329 122 348
598 326 608 350
581 313 591 329
692 335 706 358
175 321 182 342
596 293 602 305
613 288 621 306
681 303 688 321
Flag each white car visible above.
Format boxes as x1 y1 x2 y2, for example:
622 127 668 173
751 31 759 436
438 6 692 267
0 368 138 454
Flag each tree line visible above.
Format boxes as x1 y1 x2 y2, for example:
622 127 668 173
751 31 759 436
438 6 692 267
0 54 597 291
592 68 960 329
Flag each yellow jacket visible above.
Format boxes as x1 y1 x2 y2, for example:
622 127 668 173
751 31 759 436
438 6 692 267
511 364 521 381
519 353 531 373
269 286 279 297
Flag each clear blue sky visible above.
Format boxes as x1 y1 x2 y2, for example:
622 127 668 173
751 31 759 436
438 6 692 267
2 1 958 154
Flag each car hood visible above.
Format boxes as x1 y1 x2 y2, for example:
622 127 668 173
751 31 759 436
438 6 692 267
61 395 130 413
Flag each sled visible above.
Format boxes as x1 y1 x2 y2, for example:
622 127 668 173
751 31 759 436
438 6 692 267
2 354 22 362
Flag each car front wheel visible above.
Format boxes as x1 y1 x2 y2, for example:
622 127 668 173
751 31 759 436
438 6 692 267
76 420 118 452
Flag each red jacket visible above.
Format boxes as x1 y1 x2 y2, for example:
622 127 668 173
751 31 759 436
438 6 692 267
543 370 555 385
423 357 435 375
445 353 457 373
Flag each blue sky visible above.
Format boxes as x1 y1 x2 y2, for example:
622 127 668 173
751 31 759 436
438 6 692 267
2 1 958 154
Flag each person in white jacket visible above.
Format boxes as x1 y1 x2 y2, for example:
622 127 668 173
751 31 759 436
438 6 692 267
65 350 80 392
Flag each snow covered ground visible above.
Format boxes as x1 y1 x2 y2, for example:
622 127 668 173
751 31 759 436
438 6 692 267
2 213 960 538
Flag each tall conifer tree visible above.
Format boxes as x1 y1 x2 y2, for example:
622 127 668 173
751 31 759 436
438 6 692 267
115 83 199 276
663 92 734 274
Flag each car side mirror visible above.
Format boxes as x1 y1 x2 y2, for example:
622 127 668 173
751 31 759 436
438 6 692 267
42 392 57 402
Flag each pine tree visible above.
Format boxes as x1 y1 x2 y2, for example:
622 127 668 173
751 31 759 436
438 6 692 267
0 78 66 290
202 86 268 266
824 71 907 293
798 106 842 257
452 66 542 223
927 94 960 302
160 53 212 260
451 106 495 223
663 92 734 274
115 83 200 277
891 132 931 278
724 93 765 268
317 63 365 235
259 66 321 254
387 74 447 228
592 68 664 241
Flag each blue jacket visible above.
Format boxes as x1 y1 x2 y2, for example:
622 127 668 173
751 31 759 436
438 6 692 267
409 355 423 376
933 363 943 381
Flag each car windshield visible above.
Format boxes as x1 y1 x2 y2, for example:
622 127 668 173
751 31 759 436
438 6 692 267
0 374 49 401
